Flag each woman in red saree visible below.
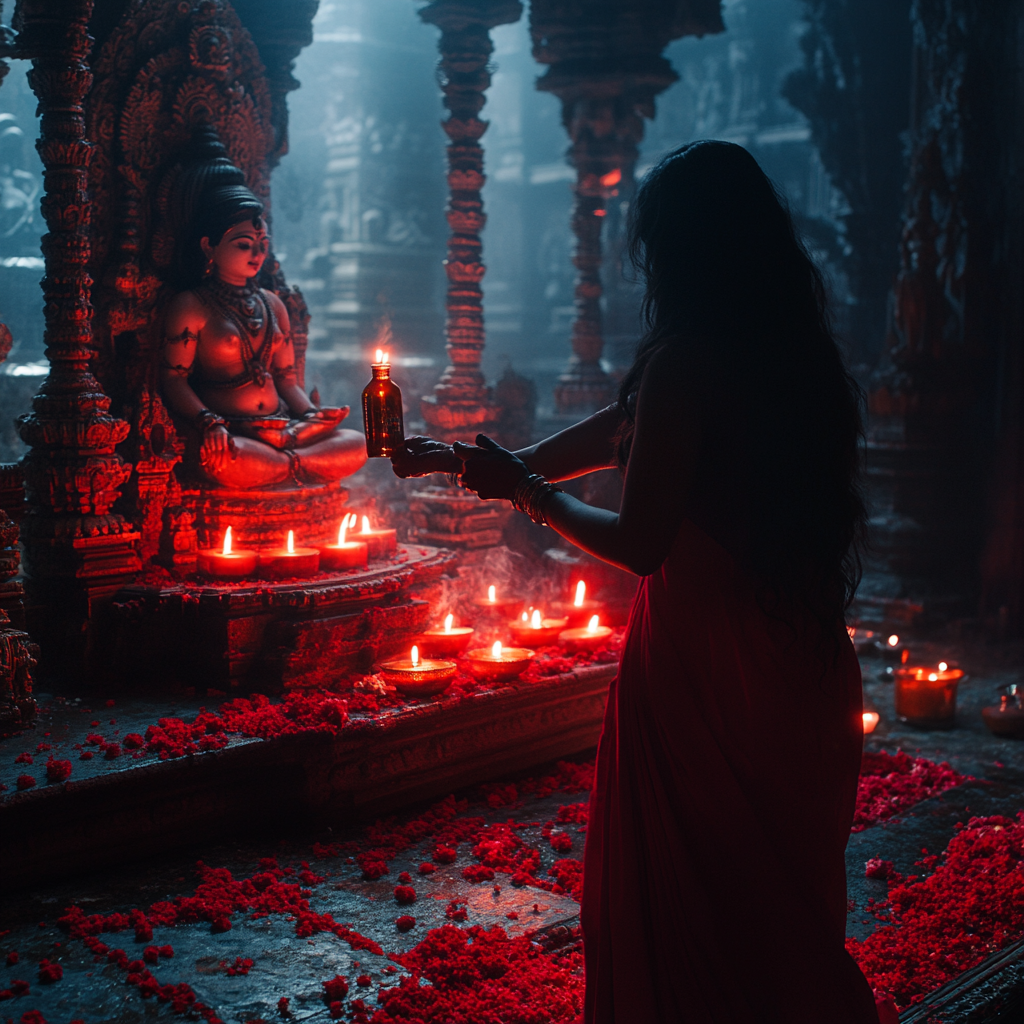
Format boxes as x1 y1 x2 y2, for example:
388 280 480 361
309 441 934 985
392 141 881 1023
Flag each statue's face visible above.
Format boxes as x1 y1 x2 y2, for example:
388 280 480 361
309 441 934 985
202 217 269 285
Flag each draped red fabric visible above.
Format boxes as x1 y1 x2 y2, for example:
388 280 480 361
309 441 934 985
582 520 880 1023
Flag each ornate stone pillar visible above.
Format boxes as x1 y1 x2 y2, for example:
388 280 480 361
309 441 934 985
14 0 140 662
419 0 523 444
529 0 722 416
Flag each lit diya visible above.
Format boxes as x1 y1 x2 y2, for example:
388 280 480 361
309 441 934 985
197 526 257 579
982 684 1024 739
876 633 908 662
553 580 604 627
258 529 321 578
862 711 880 735
894 662 965 729
358 514 397 559
472 584 521 616
319 513 369 571
510 608 568 646
559 614 614 652
464 640 534 682
416 613 475 657
379 644 457 697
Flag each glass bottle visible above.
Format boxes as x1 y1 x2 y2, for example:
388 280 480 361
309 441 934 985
362 353 404 457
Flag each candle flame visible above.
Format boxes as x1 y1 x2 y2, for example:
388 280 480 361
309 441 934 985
383 351 389 364
587 615 600 633
411 645 419 667
887 634 899 647
287 530 295 555
487 584 496 603
938 661 948 672
928 672 938 681
531 609 542 629
862 711 879 734
574 581 585 607
521 610 528 623
223 526 232 556
444 613 453 634
361 515 371 535
492 641 502 658
375 348 384 364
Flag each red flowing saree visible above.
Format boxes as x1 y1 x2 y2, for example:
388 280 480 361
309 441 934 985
582 519 879 1023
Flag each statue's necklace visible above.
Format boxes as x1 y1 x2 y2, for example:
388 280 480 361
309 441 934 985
198 277 274 388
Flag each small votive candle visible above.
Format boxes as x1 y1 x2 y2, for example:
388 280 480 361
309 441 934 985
319 513 369 571
197 526 257 579
464 640 534 682
416 613 475 658
862 711 880 734
358 515 397 559
553 580 605 627
894 664 965 729
559 614 614 652
510 608 568 647
473 584 521 615
258 529 321 578
379 644 457 697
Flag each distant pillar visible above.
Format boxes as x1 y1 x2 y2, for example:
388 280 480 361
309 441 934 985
419 0 523 444
529 0 722 416
14 0 140 666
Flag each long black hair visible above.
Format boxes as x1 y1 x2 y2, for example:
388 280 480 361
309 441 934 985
618 140 865 623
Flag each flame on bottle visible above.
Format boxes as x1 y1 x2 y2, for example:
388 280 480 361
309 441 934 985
574 581 586 607
287 530 295 555
223 527 233 556
938 661 948 672
375 348 384 364
587 615 600 633
411 645 419 667
444 613 453 634
492 641 502 658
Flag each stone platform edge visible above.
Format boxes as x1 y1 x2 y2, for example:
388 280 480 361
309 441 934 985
0 662 616 889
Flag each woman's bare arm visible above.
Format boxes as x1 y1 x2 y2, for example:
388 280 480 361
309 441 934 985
458 347 700 576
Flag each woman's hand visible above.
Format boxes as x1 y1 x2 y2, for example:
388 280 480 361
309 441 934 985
390 435 461 478
454 434 530 499
200 425 237 473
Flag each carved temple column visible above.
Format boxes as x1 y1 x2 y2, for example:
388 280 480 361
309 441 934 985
529 0 722 416
14 0 140 666
419 0 522 445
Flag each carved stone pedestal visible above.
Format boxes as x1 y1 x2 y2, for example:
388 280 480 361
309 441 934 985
180 481 350 552
408 485 512 560
109 545 457 692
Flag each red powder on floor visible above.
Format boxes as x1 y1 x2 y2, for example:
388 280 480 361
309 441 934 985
222 957 254 976
393 886 416 905
15 775 34 791
14 752 32 764
322 975 348 1000
276 997 289 1014
395 916 416 933
6 952 18 966
36 961 61 984
854 750 969 831
45 759 71 783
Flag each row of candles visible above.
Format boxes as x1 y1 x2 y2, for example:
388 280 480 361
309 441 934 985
196 516 397 578
378 582 612 697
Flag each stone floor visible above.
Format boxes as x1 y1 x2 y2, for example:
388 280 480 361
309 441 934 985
1 633 1023 1023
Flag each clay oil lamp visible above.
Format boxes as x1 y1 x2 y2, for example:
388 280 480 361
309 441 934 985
554 581 605 627
862 710 880 735
197 526 257 579
510 608 568 647
379 644 457 698
416 613 475 658
358 514 397 560
473 584 521 616
319 513 369 572
894 661 965 729
464 640 534 682
559 614 614 652
982 684 1024 739
258 529 321 578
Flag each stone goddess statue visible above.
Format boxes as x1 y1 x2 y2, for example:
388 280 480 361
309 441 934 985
159 131 366 489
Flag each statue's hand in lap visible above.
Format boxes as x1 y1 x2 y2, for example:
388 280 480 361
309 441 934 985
454 435 529 499
200 423 238 475
390 436 461 478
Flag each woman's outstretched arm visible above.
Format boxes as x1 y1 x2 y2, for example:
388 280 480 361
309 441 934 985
457 347 700 576
390 403 623 482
